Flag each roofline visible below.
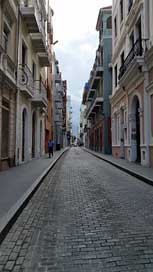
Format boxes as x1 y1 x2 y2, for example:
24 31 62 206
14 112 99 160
96 6 112 31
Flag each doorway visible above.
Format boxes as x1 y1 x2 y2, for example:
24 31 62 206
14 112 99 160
131 96 141 162
32 111 37 158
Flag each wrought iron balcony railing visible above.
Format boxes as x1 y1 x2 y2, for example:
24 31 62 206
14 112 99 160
86 91 103 118
118 39 148 80
0 50 16 83
18 64 34 96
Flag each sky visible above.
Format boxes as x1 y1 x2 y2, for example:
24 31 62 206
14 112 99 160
51 0 112 135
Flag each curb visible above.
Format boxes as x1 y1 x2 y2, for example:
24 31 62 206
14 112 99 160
83 148 153 187
0 148 69 245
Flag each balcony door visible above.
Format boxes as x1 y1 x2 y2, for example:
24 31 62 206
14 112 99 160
130 96 141 163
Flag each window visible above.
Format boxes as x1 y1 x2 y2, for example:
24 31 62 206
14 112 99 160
120 0 123 23
128 0 133 13
114 16 117 38
114 114 117 145
121 51 124 66
114 64 118 87
107 16 112 29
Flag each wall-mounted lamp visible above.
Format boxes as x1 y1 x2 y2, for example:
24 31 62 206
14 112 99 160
53 40 59 45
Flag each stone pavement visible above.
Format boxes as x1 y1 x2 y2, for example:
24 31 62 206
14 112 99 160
1 148 153 271
0 148 68 235
83 148 153 185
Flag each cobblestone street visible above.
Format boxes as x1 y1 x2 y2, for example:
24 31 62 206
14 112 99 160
1 148 153 271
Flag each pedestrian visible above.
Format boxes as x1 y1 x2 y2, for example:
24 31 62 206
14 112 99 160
48 139 54 158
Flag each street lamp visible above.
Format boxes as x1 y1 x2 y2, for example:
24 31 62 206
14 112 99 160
53 40 59 45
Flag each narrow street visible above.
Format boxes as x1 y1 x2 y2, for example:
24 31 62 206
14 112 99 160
1 148 153 272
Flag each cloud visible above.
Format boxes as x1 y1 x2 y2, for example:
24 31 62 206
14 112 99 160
51 0 112 135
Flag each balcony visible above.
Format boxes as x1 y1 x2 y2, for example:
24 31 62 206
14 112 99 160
0 50 16 86
54 113 62 125
20 0 47 53
20 0 41 33
18 64 34 97
55 101 63 109
38 52 49 67
86 92 103 119
31 80 48 108
118 39 148 85
55 73 61 83
30 33 47 53
126 0 143 29
90 63 103 90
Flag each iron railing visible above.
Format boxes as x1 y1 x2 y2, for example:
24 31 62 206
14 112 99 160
118 39 148 80
18 64 34 95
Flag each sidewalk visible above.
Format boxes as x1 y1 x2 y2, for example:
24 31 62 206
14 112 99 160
0 148 68 240
83 148 153 186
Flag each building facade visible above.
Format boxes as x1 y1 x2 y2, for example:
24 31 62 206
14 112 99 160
53 58 64 150
0 0 18 170
111 0 152 167
66 95 72 146
85 7 112 154
16 0 49 165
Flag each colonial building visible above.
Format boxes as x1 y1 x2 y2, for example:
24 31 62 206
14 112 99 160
111 0 152 166
0 0 18 170
16 0 49 165
85 7 112 154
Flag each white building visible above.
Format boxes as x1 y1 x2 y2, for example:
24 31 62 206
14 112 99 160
16 0 49 165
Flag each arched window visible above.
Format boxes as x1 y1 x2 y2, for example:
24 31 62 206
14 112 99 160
107 16 112 29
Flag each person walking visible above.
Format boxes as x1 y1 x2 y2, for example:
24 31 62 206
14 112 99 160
48 139 54 158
